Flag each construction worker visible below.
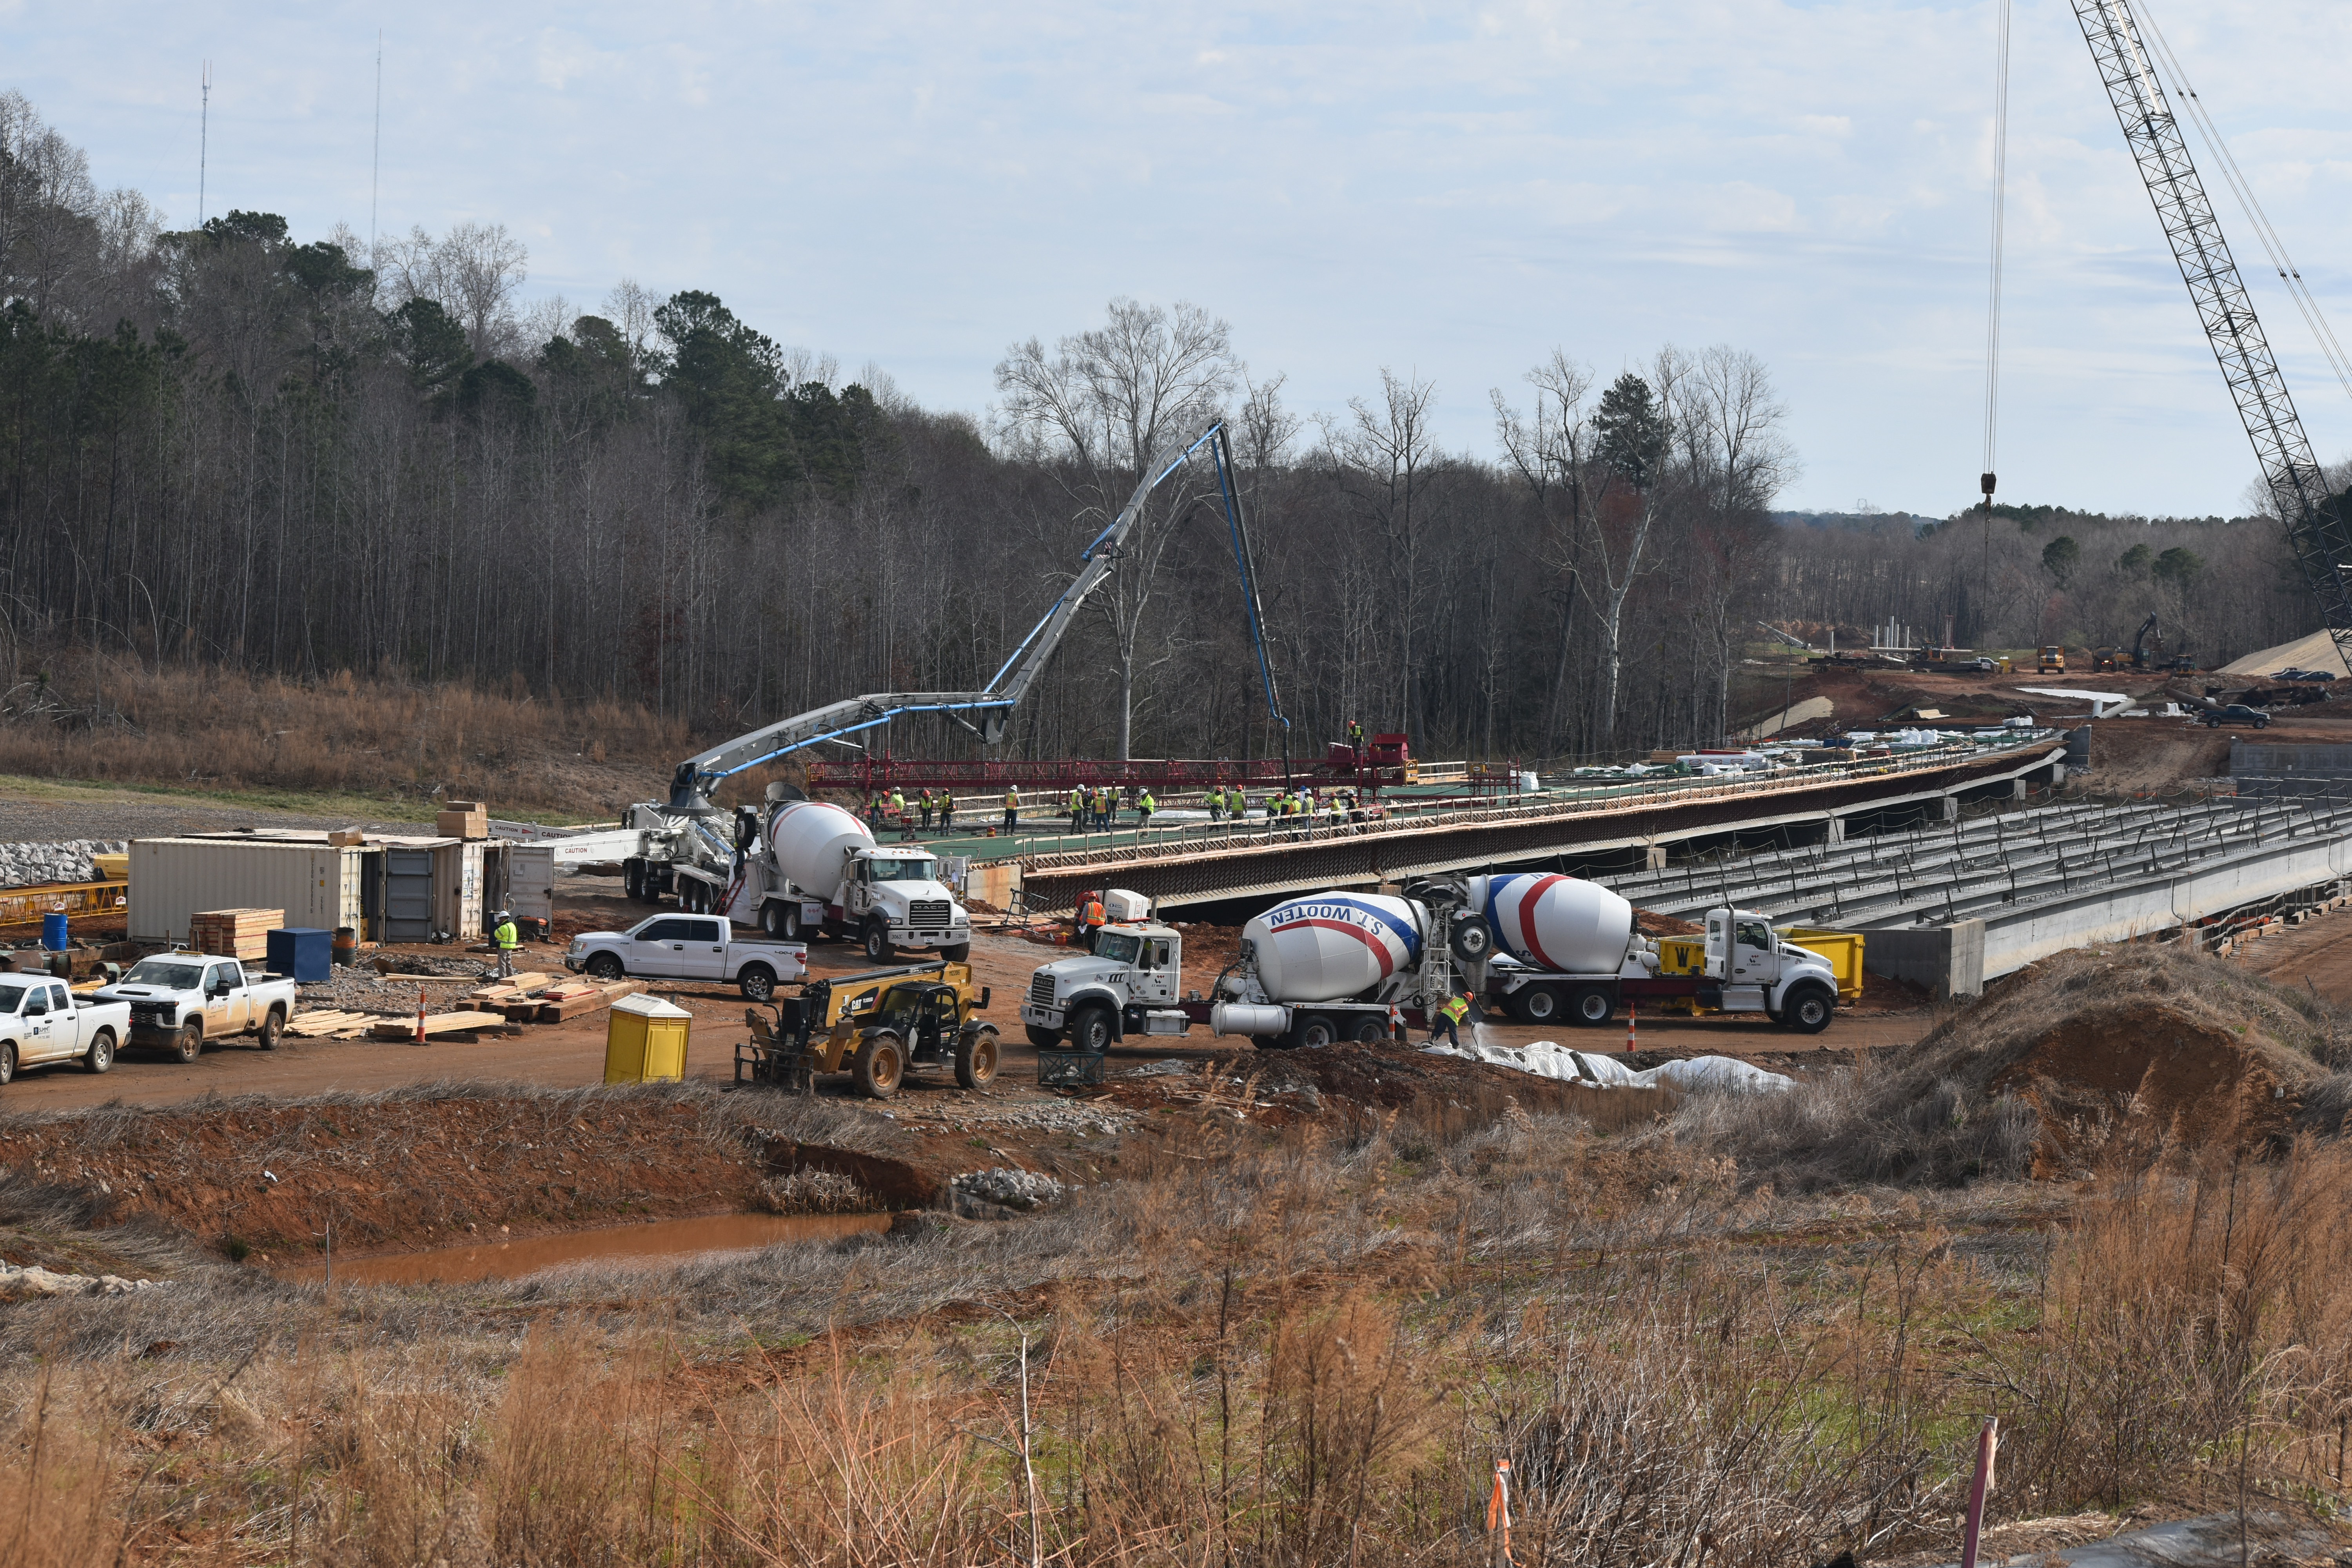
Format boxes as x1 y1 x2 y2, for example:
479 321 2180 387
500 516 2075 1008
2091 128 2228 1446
939 789 955 829
918 789 935 831
1003 786 1020 836
1068 787 1086 834
1428 989 1471 1048
1208 784 1225 824
1138 789 1157 830
866 793 884 828
1079 890 1107 951
1091 786 1111 830
1348 717 1365 753
888 788 906 826
492 908 520 979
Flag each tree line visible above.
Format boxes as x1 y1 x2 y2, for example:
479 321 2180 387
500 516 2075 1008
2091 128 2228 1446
0 90 2330 775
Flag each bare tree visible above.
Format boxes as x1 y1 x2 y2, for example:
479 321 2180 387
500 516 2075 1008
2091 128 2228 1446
1494 351 1597 752
995 298 1241 758
1322 370 1442 737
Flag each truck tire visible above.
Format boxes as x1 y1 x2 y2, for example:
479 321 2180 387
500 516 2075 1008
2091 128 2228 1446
624 859 645 902
1781 984 1835 1035
940 942 971 963
1067 1004 1115 1055
862 920 894 964
0 1040 15 1084
760 902 787 938
586 952 625 981
955 1026 1000 1089
172 1021 203 1063
852 1031 905 1099
1291 1013 1340 1050
84 1029 114 1074
257 1008 283 1051
1449 914 1494 963
1568 986 1615 1027
739 963 777 1003
1512 984 1563 1024
1025 1024 1063 1049
1348 1015 1387 1044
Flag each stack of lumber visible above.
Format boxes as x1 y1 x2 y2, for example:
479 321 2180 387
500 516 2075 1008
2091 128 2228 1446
435 800 489 838
465 971 554 1008
365 1010 509 1041
286 1009 384 1040
532 976 646 1022
189 908 281 961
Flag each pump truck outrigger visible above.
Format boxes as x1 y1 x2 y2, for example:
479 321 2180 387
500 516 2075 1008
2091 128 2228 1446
620 417 1292 936
1019 875 1845 1052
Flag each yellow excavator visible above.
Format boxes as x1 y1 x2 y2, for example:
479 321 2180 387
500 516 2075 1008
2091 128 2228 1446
734 958 998 1099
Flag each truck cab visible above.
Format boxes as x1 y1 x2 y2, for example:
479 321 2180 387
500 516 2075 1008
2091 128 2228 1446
1018 921 1188 1052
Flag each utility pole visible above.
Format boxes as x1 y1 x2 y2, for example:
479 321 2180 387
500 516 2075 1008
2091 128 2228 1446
197 61 211 227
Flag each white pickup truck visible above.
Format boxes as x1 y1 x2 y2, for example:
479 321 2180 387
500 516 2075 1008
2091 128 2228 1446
93 954 301 1063
564 913 808 1001
0 976 131 1083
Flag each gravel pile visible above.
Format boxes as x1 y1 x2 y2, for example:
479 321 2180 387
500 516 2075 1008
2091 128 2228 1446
949 1169 1065 1209
0 838 125 885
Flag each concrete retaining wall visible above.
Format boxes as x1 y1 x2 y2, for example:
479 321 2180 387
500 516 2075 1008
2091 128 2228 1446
1860 919 1985 998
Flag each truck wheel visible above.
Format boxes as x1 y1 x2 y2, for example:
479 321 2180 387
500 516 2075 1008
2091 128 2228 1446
1568 986 1615 1027
955 1026 1000 1089
0 1040 15 1084
1292 1013 1339 1050
1025 1024 1063 1049
586 952 625 981
1347 1015 1387 1044
1513 985 1563 1025
941 942 971 963
862 920 894 964
852 1031 905 1098
1782 985 1835 1035
739 963 777 1003
1067 1005 1115 1055
84 1029 114 1074
172 1022 203 1063
1449 915 1494 963
625 859 646 901
760 902 786 938
257 1009 283 1051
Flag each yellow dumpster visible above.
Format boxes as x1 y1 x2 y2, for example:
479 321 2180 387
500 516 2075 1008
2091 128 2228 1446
604 994 692 1083
1777 928 1865 1003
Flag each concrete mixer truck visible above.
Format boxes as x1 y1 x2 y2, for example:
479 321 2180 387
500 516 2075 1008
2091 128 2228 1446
1016 875 1843 1051
728 790 973 965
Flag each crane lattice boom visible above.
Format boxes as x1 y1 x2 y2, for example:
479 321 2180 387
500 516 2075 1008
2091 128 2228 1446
2070 0 2352 664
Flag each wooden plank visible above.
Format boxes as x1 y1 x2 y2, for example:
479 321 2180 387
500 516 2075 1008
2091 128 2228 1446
535 979 646 1022
366 1009 509 1040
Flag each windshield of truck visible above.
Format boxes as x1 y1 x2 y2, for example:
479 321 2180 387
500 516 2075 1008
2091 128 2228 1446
0 985 23 1013
1095 933 1140 965
123 960 205 989
866 858 936 883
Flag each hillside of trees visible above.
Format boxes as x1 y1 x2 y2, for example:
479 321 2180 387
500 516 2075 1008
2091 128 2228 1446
0 89 2332 772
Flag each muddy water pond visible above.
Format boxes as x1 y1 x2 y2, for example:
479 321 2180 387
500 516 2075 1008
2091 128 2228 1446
285 1211 893 1286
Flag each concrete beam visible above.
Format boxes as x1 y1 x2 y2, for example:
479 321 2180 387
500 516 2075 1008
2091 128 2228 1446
1862 919 1985 998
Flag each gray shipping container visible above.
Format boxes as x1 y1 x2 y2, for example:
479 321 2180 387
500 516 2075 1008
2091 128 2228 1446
130 839 366 946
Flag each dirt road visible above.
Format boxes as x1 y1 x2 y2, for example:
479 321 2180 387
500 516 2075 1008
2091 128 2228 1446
2232 904 2352 1006
0 886 1937 1114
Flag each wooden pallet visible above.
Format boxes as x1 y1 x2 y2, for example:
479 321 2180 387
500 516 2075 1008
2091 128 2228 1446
365 1010 510 1041
535 979 646 1022
465 973 554 1006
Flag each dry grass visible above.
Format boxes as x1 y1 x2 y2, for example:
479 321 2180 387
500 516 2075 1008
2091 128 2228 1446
0 649 686 815
10 1069 2352 1563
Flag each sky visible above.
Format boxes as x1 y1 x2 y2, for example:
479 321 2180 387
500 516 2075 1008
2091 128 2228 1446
11 0 2352 517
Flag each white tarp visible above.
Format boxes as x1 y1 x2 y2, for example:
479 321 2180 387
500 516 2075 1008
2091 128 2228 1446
1425 1039 1792 1093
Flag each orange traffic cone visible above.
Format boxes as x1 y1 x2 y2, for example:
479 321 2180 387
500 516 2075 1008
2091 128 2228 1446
1626 1002 1637 1051
414 993 427 1045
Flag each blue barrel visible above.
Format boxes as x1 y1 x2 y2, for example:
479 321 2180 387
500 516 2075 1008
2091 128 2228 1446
265 927 333 983
41 913 69 951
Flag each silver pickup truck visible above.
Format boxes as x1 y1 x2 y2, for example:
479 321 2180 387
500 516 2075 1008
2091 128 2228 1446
94 954 301 1062
0 975 131 1083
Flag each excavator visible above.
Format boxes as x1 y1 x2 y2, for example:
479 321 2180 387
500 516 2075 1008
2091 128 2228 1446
622 421 1290 904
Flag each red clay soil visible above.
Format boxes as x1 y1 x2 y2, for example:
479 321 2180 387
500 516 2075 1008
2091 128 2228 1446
1635 909 1702 938
1991 1003 2310 1176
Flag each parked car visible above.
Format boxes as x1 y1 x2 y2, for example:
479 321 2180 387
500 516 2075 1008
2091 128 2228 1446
564 913 808 1001
93 954 300 1062
2201 704 2272 729
0 977 130 1083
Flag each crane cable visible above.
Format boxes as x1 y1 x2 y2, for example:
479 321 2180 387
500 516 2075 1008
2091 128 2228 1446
2132 0 2352 407
1981 0 2014 503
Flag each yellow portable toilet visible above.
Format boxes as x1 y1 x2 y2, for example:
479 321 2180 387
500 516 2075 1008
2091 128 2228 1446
604 993 692 1084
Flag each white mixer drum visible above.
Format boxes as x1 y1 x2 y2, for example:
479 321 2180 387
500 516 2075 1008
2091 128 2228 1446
763 799 875 891
1243 892 1425 1003
1471 873 1635 974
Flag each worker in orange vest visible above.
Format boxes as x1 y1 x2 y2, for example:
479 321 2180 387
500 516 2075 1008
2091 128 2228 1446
1079 891 1108 951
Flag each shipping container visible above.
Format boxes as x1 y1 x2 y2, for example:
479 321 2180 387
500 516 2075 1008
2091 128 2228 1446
507 844 555 927
130 840 365 947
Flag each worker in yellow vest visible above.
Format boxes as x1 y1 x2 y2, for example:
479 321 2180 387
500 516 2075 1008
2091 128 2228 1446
1429 989 1470 1048
1137 789 1157 830
917 789 935 831
1002 787 1020 836
939 790 955 829
1068 787 1086 833
492 909 519 980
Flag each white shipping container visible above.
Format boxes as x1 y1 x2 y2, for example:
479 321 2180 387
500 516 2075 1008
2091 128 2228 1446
508 844 555 926
130 839 365 947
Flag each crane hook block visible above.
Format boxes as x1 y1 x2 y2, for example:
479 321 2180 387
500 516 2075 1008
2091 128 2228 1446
1980 472 1997 497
